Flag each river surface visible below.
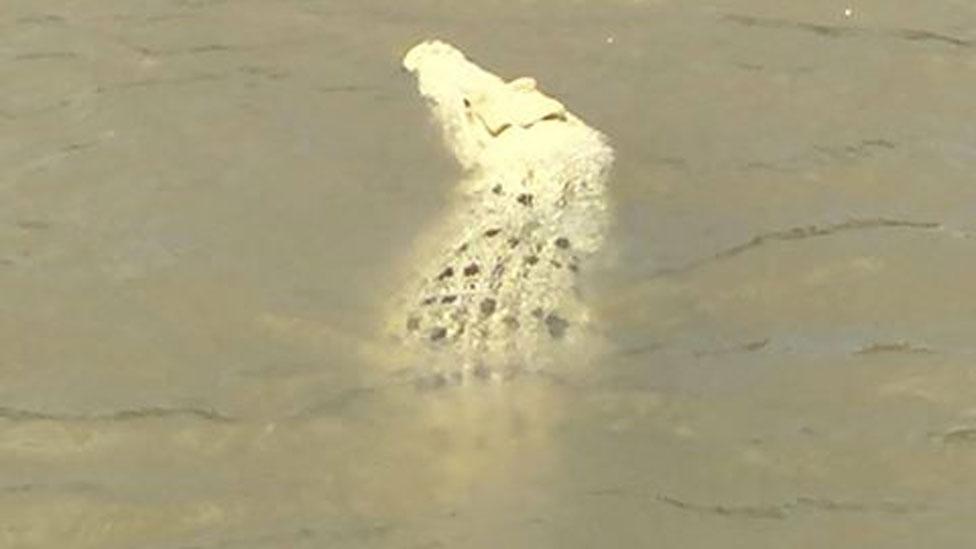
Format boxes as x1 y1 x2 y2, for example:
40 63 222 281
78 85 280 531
2 1 976 547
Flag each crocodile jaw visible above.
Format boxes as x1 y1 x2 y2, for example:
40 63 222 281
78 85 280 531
403 40 567 170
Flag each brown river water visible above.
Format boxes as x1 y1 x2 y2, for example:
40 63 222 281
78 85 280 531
2 1 976 547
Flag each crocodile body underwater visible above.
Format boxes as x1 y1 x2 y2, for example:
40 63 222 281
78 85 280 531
386 40 615 382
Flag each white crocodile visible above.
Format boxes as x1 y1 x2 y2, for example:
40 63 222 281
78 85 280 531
386 40 615 382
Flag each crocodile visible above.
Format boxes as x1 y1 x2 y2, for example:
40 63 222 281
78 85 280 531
385 40 615 383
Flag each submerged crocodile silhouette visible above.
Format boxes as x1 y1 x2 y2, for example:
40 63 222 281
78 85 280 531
385 40 615 382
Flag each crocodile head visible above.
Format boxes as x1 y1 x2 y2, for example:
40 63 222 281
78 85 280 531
403 40 567 170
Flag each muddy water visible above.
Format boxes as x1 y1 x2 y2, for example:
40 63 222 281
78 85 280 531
2 1 976 547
